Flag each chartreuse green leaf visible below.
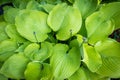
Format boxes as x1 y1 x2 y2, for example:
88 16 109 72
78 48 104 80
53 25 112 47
69 66 109 80
85 11 115 44
5 24 26 43
112 11 120 30
0 22 8 42
15 41 31 52
73 0 99 19
99 2 120 19
82 43 102 72
24 42 53 61
68 67 87 80
24 61 42 80
47 3 82 40
15 10 51 42
95 38 120 78
34 42 53 61
3 7 20 24
99 2 120 29
12 0 31 9
0 39 18 62
0 53 29 79
24 43 40 60
0 74 8 80
42 3 55 13
40 63 52 80
26 0 43 11
50 43 81 79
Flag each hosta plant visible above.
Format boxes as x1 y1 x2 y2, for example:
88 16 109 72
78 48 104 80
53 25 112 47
0 0 120 80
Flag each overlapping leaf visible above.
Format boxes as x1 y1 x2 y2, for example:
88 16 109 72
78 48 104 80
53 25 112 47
24 61 42 80
95 38 120 78
47 3 82 40
68 67 87 80
82 43 102 72
0 39 18 61
50 43 81 79
0 53 29 79
5 24 26 43
86 11 115 44
0 22 8 42
73 0 99 19
3 7 20 24
99 2 120 30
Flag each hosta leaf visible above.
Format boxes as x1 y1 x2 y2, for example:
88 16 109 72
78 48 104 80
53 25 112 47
24 61 43 80
12 0 30 9
68 67 87 80
0 39 18 61
47 3 82 40
95 38 120 78
95 38 120 57
85 11 115 44
99 2 120 30
97 57 120 78
50 44 81 79
69 66 107 80
0 74 8 80
34 42 53 61
15 41 31 52
112 11 120 30
0 22 8 41
99 2 120 19
47 3 68 31
5 24 26 43
26 0 43 11
82 43 102 72
40 63 52 80
3 7 20 24
0 53 29 79
42 3 55 13
24 43 40 60
15 10 51 42
73 0 99 19
24 42 53 61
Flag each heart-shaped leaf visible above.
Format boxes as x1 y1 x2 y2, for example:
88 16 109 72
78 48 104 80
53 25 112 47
0 53 29 79
15 9 51 42
112 11 120 30
33 42 53 61
68 67 87 80
0 39 18 61
82 43 102 72
47 3 82 40
99 2 120 19
50 43 81 79
5 24 26 43
73 0 99 19
24 61 43 80
40 63 52 80
0 22 8 42
99 2 120 30
24 42 53 61
3 7 20 24
24 43 40 60
95 38 120 78
85 11 115 44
